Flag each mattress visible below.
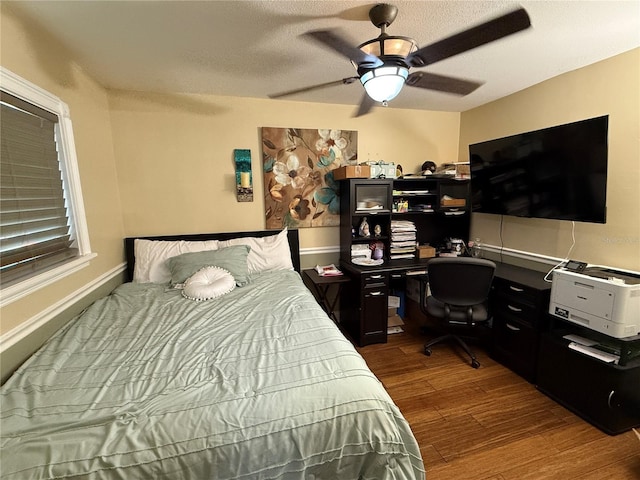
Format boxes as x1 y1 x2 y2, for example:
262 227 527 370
1 270 425 479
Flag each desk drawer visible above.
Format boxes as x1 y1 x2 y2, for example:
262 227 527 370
493 278 539 307
362 272 387 288
493 294 539 326
492 315 538 382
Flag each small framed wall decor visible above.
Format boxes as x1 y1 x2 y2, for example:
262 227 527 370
234 149 253 202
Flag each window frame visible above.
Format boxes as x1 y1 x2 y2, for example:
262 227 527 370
0 66 94 306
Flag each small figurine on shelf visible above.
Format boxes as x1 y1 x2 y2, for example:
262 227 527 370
359 217 370 237
374 224 382 237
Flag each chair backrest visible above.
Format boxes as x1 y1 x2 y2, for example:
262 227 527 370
427 257 496 307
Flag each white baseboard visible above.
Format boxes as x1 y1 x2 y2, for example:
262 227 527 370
481 244 566 266
300 245 340 256
0 262 127 352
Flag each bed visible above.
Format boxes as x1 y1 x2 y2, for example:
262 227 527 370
0 229 425 479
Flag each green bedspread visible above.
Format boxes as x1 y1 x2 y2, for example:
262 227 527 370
1 271 425 479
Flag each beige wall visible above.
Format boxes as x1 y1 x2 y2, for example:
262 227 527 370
459 49 640 271
108 90 461 249
0 5 126 334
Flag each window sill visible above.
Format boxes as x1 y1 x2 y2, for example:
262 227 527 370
0 253 97 307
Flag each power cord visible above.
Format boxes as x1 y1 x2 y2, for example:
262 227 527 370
543 221 576 283
499 215 505 263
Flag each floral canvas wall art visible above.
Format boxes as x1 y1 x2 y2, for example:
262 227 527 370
261 127 358 228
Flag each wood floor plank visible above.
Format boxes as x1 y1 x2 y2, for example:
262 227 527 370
537 419 608 451
383 379 438 401
501 431 640 480
356 313 640 479
426 435 559 480
578 455 640 480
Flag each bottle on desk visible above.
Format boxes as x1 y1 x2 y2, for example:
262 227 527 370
470 238 482 258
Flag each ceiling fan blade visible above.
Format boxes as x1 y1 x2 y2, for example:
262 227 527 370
406 71 482 96
269 77 360 99
407 8 531 68
353 93 376 117
303 30 383 68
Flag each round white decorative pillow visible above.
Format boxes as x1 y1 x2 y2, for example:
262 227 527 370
182 266 236 301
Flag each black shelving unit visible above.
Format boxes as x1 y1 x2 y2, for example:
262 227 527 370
337 176 471 347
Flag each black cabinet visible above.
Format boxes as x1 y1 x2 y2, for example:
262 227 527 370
359 271 389 345
339 267 389 346
537 319 640 435
490 263 551 382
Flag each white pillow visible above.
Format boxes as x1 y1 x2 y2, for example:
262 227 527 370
133 238 219 284
218 228 294 274
181 266 236 301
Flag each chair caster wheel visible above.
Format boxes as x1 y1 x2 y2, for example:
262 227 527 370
424 347 432 356
471 359 480 369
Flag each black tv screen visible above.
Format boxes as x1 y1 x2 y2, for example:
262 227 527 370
469 115 608 223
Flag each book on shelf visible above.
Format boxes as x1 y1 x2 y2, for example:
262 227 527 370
393 190 431 195
314 264 343 276
390 240 418 248
390 247 417 254
391 220 417 231
390 253 416 260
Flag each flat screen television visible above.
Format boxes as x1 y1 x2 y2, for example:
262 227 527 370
469 115 608 223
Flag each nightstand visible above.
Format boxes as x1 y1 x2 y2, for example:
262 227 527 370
302 269 351 323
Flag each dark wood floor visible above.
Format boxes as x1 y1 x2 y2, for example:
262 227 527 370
356 308 640 480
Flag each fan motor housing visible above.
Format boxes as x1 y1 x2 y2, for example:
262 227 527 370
369 4 398 28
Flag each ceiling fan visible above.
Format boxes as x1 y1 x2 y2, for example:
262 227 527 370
269 3 531 116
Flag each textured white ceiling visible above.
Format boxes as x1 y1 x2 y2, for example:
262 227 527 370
10 1 640 113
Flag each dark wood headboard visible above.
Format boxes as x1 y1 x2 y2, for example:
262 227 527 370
124 229 300 282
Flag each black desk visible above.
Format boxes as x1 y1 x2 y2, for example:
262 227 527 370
338 257 553 356
302 269 351 323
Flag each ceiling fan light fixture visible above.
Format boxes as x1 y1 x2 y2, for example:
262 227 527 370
360 65 409 103
359 35 417 58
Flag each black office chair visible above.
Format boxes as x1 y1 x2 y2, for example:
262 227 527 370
419 257 496 368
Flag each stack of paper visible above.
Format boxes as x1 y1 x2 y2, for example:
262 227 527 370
314 264 343 276
351 244 371 262
564 334 620 364
390 220 417 259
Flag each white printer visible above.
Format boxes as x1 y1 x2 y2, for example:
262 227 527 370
549 265 640 339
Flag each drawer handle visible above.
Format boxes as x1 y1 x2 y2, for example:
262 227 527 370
509 285 525 292
506 323 521 331
368 291 384 296
369 275 384 280
607 390 616 409
507 305 523 313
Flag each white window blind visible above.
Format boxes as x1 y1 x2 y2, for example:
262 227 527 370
1 91 78 286
0 67 93 306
